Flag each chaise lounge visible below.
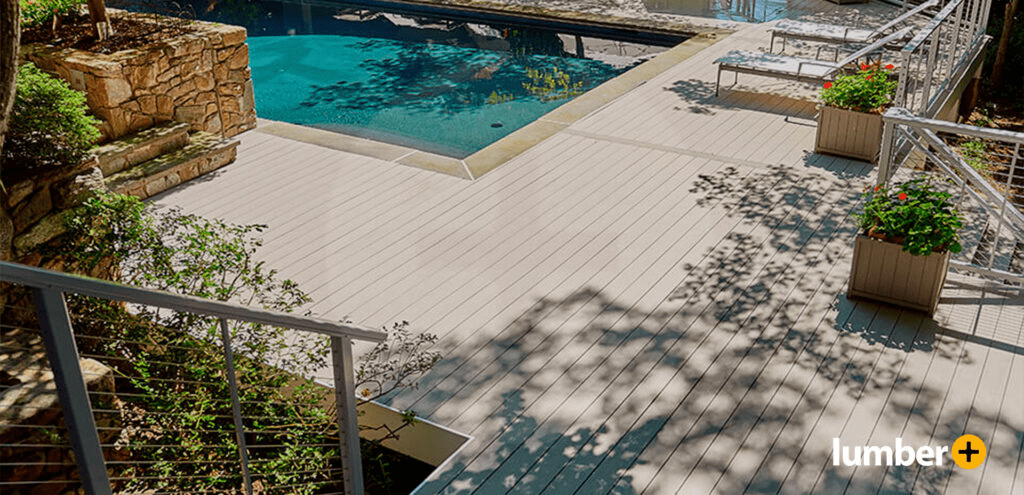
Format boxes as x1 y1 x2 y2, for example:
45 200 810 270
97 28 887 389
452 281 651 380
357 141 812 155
713 26 913 97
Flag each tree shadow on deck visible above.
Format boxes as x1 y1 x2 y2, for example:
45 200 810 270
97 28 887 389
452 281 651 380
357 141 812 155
663 78 818 118
393 161 1021 494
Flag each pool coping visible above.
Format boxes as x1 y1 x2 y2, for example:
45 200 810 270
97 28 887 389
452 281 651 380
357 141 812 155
252 32 727 180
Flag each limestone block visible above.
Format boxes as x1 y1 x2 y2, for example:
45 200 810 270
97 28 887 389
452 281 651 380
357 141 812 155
205 112 222 134
123 100 141 113
6 180 35 208
128 114 154 133
156 69 175 83
201 48 214 70
220 26 247 47
168 79 196 100
214 63 228 81
52 167 104 209
127 63 157 88
156 95 173 115
0 209 12 262
96 77 133 107
217 47 233 63
227 44 249 70
12 212 68 255
195 91 217 105
138 95 157 114
219 96 239 114
174 105 205 128
143 172 182 197
226 67 250 84
195 73 215 92
241 80 255 114
11 188 52 234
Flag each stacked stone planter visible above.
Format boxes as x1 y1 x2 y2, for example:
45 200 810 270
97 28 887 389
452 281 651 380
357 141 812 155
21 11 257 141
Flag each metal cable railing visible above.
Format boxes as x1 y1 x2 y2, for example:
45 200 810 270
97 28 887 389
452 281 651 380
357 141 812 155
893 0 991 117
878 107 1024 284
0 261 385 495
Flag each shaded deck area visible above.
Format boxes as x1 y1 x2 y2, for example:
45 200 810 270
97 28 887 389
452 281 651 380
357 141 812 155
152 18 1024 495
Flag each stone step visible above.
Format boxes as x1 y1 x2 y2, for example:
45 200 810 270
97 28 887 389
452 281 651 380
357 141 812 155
92 121 191 177
105 132 239 199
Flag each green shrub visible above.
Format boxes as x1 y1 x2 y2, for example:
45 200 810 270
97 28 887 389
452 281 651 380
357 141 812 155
57 191 442 493
19 0 84 29
2 63 99 181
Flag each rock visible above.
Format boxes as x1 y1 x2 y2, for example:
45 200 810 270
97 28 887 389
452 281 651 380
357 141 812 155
174 105 206 128
138 95 157 114
6 180 35 208
0 209 13 261
11 188 52 234
12 212 69 256
227 44 249 70
52 167 105 210
95 77 133 107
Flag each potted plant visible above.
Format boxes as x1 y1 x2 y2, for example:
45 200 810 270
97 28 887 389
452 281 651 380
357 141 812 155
848 178 964 315
815 62 898 163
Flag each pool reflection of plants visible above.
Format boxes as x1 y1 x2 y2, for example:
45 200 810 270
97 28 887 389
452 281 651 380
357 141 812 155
298 38 619 114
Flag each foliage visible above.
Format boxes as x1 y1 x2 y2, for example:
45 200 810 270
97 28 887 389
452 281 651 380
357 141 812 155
820 62 898 113
522 66 584 102
487 90 514 105
19 0 83 29
355 320 442 475
959 138 988 173
57 192 442 493
854 178 964 255
2 62 99 181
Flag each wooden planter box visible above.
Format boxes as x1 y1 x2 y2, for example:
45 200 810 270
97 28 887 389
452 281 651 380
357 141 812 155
848 235 950 315
815 105 884 163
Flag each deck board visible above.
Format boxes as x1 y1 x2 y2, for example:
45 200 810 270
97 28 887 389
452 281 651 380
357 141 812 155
152 13 1024 495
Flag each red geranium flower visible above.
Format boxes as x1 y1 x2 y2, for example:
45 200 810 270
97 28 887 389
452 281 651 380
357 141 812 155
861 63 869 70
885 64 895 70
874 185 882 192
898 193 908 201
823 82 833 89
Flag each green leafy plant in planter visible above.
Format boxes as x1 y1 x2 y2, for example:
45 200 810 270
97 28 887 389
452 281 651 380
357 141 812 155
854 177 964 255
849 177 964 315
821 62 898 113
815 62 898 163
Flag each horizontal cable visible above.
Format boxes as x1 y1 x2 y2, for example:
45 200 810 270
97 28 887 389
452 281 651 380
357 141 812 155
108 472 244 482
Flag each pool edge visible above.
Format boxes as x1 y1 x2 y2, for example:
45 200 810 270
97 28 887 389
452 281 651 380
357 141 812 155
251 32 728 180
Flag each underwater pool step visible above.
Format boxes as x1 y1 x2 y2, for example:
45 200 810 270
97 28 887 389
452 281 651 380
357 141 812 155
92 122 192 177
105 132 239 200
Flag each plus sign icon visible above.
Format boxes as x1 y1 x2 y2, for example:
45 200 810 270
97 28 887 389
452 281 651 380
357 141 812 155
951 434 987 470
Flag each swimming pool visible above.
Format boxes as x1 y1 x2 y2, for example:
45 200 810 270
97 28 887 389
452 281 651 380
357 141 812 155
197 1 671 158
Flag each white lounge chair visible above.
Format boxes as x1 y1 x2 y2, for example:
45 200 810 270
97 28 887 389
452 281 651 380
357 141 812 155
713 27 913 97
768 0 937 55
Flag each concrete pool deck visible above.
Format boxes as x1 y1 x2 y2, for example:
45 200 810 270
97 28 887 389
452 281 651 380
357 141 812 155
153 9 1024 495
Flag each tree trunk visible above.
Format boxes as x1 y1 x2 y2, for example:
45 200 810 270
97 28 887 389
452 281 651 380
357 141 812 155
992 0 1021 89
0 0 20 184
86 0 113 40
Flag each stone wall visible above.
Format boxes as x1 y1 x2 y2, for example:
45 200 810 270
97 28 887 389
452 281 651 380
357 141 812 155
21 11 257 141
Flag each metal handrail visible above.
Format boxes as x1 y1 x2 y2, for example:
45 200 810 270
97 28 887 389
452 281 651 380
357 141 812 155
0 261 385 495
0 261 385 342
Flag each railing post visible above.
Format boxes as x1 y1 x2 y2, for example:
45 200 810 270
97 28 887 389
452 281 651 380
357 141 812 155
878 114 896 187
219 318 254 495
332 335 364 495
31 289 113 495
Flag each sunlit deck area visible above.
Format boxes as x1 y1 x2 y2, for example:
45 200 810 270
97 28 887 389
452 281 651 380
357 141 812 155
152 15 1023 495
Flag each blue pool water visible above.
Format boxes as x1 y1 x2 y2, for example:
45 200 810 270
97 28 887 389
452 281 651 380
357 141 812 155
248 33 626 157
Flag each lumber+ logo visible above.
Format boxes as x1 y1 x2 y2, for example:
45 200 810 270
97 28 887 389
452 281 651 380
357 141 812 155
832 435 986 469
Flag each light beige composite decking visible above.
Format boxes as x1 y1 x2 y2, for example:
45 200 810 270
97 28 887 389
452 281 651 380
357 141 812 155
152 18 1024 495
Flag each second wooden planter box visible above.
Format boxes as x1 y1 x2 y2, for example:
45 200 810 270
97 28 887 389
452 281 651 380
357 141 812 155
848 235 950 315
815 105 884 163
